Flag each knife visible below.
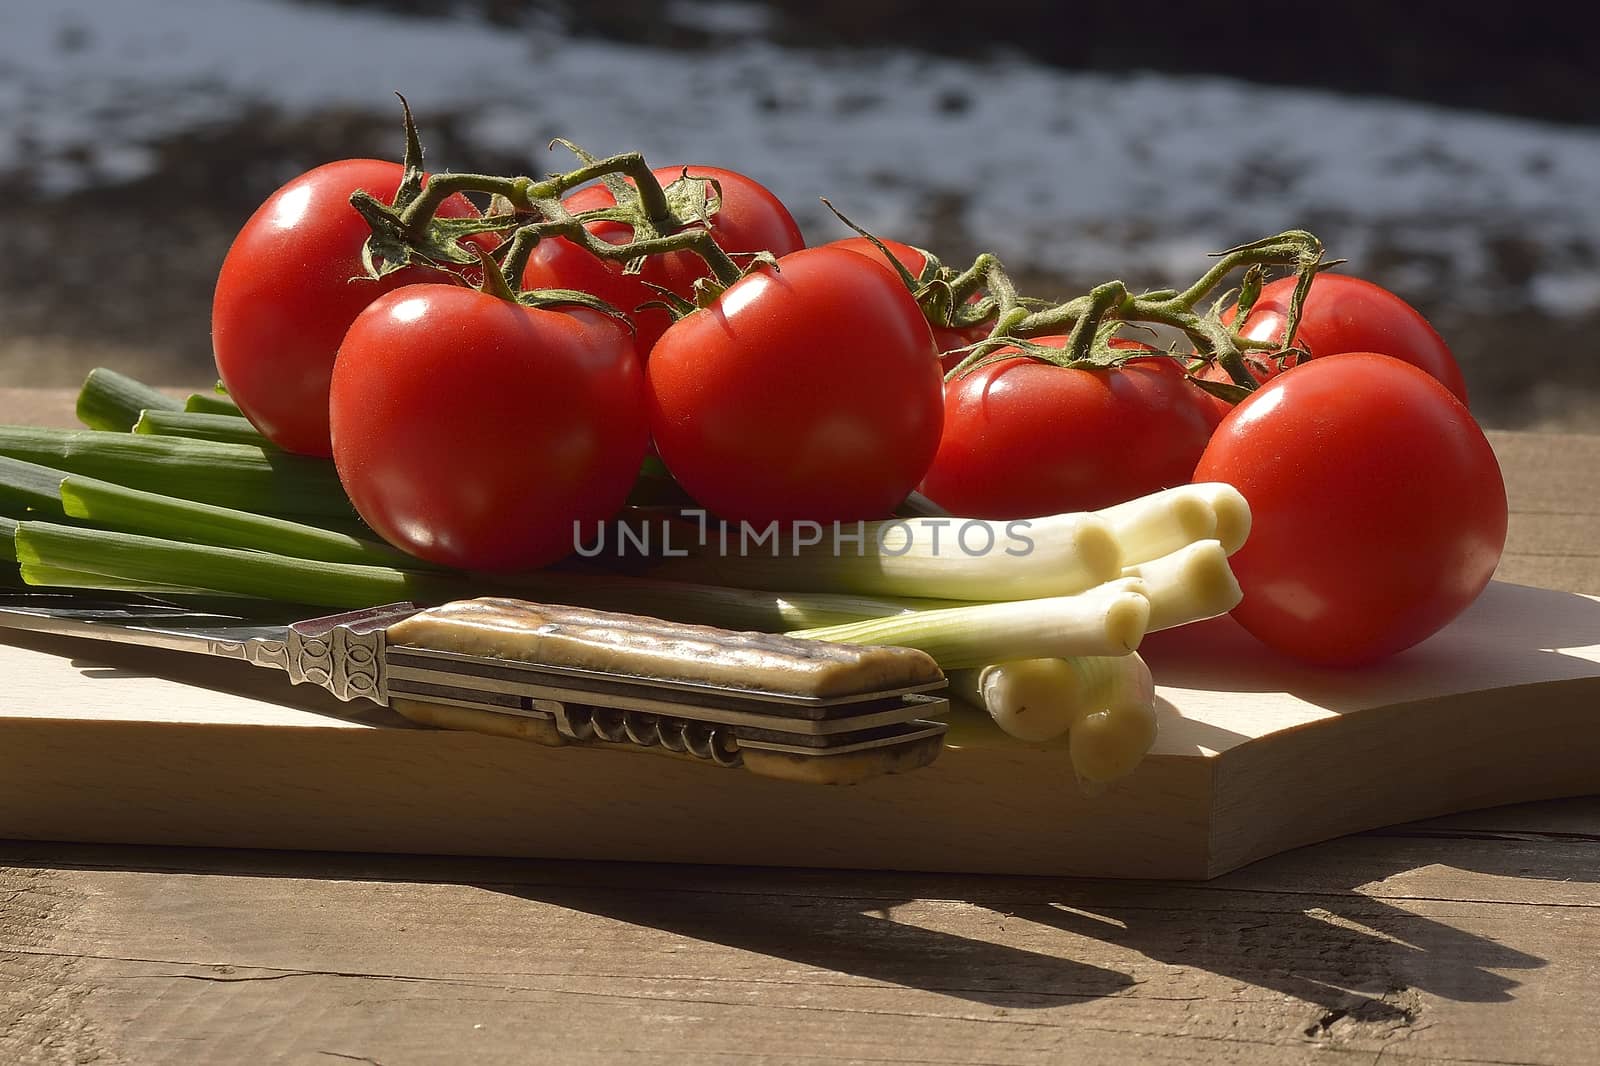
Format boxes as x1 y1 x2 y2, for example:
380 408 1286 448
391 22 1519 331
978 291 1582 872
0 592 949 784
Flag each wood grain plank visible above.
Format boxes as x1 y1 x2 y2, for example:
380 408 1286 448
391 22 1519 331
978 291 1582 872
1486 431 1600 593
1495 553 1600 597
1485 431 1600 516
2 843 1594 1066
0 387 81 428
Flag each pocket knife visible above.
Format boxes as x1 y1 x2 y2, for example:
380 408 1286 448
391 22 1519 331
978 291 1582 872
0 593 949 784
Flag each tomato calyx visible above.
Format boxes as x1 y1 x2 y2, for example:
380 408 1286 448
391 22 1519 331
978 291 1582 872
347 96 527 280
821 199 1001 344
1180 248 1345 396
349 101 759 297
633 267 776 320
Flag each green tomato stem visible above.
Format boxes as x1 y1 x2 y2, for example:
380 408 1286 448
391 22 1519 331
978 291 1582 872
399 172 534 235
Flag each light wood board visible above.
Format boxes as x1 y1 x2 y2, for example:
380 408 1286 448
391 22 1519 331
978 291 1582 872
2 579 1596 879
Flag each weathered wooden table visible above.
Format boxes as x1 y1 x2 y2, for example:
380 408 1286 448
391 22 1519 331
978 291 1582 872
2 389 1597 1065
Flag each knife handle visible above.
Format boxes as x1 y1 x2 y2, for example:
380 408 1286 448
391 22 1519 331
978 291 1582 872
387 695 945 785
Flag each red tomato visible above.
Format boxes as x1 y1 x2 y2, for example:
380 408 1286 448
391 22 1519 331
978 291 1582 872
329 285 649 571
1191 350 1297 427
921 338 1216 517
213 159 485 457
646 246 942 524
828 236 990 365
1224 273 1469 405
520 166 805 358
1192 353 1506 666
830 235 934 277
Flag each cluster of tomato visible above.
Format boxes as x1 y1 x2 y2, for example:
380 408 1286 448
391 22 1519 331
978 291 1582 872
210 147 1507 668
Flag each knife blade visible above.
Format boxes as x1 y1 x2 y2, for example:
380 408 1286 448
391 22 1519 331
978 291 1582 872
0 592 949 784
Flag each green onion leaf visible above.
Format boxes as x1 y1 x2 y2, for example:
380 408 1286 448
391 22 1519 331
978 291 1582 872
134 410 271 447
14 522 464 609
0 427 353 518
183 392 246 417
790 580 1150 670
76 369 182 432
0 455 68 519
59 474 426 568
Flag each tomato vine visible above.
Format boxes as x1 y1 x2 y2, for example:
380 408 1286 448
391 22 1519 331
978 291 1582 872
351 98 1338 407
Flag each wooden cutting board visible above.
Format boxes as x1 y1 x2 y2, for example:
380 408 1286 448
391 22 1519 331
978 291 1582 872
3 579 1596 879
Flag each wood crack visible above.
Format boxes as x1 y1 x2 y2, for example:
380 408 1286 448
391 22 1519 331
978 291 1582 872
317 1053 386 1066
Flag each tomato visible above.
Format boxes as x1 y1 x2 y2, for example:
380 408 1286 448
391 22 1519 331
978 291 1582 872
830 235 934 278
329 285 648 571
920 337 1216 517
828 236 990 366
520 165 805 358
1192 353 1506 666
1191 350 1297 427
646 246 942 524
213 159 486 457
1223 273 1469 405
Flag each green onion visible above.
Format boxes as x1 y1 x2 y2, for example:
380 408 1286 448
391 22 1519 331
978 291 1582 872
184 392 245 417
0 456 68 519
514 573 950 631
16 563 205 596
789 579 1149 670
950 652 1158 789
6 518 957 629
1071 701 1159 791
134 410 272 447
656 512 1123 601
273 513 383 539
0 426 353 518
1189 483 1252 555
951 652 1152 743
1120 539 1242 631
14 522 465 609
12 515 1163 682
1096 483 1251 564
1 516 17 563
950 657 1080 743
59 474 424 568
76 369 181 432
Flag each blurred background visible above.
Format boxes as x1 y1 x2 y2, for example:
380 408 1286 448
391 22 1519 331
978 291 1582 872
2 0 1597 428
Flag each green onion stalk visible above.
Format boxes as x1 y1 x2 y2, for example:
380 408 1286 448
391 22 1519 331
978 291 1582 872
135 410 272 447
0 426 353 518
76 368 182 432
184 390 245 417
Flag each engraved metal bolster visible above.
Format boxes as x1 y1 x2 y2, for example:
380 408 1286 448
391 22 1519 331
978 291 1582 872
280 604 418 703
209 603 419 704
